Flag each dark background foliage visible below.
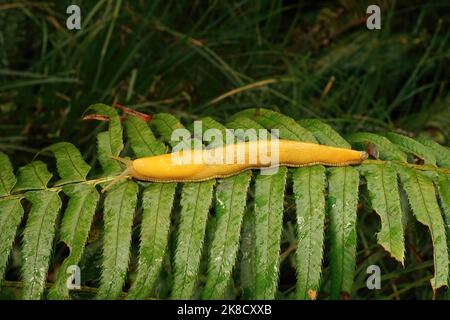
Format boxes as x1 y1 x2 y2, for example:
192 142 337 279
0 0 449 299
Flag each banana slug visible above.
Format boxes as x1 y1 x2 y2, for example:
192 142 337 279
109 140 367 186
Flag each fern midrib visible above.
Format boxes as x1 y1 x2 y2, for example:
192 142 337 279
304 168 314 298
263 174 276 298
338 167 348 296
380 165 394 255
0 176 115 201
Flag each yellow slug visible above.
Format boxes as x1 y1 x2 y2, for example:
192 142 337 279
111 140 367 185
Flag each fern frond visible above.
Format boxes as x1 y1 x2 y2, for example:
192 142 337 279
360 163 405 263
328 166 359 299
125 116 175 299
293 165 326 300
416 135 450 168
0 152 16 197
150 115 215 299
44 142 91 185
233 108 317 142
298 119 351 148
127 183 176 299
347 132 407 161
48 184 99 299
202 171 251 299
171 181 215 299
397 167 449 291
383 132 436 165
97 180 138 299
22 190 62 299
200 118 252 299
91 104 124 175
12 161 53 192
254 167 287 299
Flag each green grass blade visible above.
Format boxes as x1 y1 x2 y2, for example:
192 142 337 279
293 165 326 300
202 171 251 299
21 190 61 299
97 181 138 299
360 163 405 263
171 180 215 299
44 142 91 185
127 182 176 299
398 167 449 291
48 184 99 299
328 166 359 299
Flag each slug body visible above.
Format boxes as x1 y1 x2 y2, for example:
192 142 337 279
127 140 367 182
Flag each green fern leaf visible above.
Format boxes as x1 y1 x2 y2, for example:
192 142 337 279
44 142 91 185
171 181 215 299
360 163 405 263
127 183 176 299
124 116 167 157
240 207 256 299
22 190 62 299
12 161 52 192
150 115 215 299
328 166 359 299
202 171 251 299
227 116 266 141
0 198 24 282
90 104 123 175
383 132 436 165
416 135 450 168
150 113 185 148
234 108 317 142
0 152 16 196
254 167 288 299
398 167 449 291
226 116 266 299
48 184 99 299
125 116 175 299
97 181 138 299
298 119 351 148
194 117 253 299
347 132 407 162
293 165 326 300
